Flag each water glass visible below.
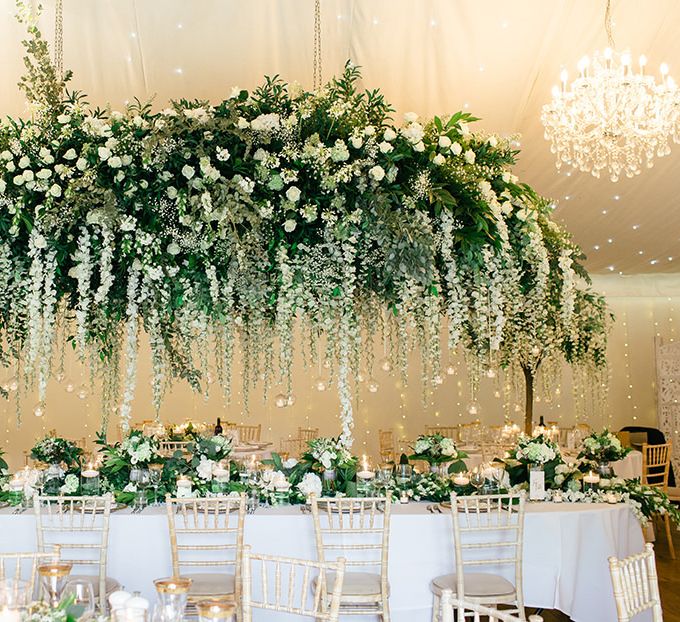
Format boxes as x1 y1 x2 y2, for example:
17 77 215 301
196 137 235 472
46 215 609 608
148 464 163 505
38 562 73 607
0 579 30 611
62 580 96 620
196 598 235 622
153 578 191 622
395 464 412 490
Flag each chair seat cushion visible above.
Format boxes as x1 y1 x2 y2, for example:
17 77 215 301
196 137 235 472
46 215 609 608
430 573 516 598
323 571 389 597
67 575 120 597
183 573 235 597
666 486 680 502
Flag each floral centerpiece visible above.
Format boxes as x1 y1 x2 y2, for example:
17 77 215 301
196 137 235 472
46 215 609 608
504 434 562 487
409 434 468 472
303 437 357 494
96 430 162 503
30 436 83 468
577 429 630 476
187 435 234 492
30 436 83 494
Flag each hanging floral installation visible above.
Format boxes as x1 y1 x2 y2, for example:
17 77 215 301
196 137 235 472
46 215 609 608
0 7 610 445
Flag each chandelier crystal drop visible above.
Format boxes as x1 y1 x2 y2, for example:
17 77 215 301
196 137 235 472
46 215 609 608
542 49 680 182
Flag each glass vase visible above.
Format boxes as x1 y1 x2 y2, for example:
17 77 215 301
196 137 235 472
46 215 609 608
322 469 336 495
529 464 546 501
597 461 614 479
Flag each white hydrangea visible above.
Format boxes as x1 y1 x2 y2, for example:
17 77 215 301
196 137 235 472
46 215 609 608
297 472 322 498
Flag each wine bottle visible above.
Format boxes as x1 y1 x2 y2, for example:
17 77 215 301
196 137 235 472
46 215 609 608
538 415 546 428
214 417 223 436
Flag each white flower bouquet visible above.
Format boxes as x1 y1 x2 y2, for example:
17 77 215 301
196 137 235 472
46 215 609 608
578 429 630 464
409 434 468 467
513 434 560 466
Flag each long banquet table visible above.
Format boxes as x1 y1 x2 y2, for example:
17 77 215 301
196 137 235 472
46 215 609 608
0 501 647 622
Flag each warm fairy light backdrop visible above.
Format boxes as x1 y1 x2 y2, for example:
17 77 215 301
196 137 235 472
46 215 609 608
1 0 679 466
2 275 678 469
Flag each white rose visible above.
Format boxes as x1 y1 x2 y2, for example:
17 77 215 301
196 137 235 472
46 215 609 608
196 456 215 480
57 114 71 124
464 149 476 164
13 174 24 186
297 472 322 498
19 156 30 168
76 158 88 171
404 112 418 123
36 169 51 180
0 180 5 193
414 141 425 152
364 125 375 136
488 135 498 148
350 136 363 149
438 135 452 148
63 148 77 160
108 156 122 168
0 150 12 160
368 165 385 181
286 186 301 202
450 142 462 156
383 128 397 142
22 170 34 182
378 141 393 154
237 117 249 129
48 184 62 198
432 154 446 166
97 147 111 161
283 458 298 469
181 165 195 180
167 242 180 255
283 219 297 232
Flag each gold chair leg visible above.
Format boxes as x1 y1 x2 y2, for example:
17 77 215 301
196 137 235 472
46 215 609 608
432 593 440 622
381 594 391 622
664 513 676 559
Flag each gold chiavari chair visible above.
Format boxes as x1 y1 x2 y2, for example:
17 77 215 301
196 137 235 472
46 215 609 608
236 424 262 443
297 428 319 443
608 544 663 622
425 427 460 442
0 548 61 600
378 430 395 463
165 494 246 613
431 492 526 622
440 592 543 622
34 494 119 612
310 494 391 621
279 438 307 460
641 442 675 559
241 546 346 622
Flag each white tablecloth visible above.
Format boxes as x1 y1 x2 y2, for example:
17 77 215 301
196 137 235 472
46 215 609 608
0 501 646 622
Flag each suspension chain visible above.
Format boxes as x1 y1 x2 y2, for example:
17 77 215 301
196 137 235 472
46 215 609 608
312 0 322 90
53 0 64 78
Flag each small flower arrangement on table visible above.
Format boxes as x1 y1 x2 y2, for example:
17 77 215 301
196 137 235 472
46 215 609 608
504 434 562 487
30 436 83 495
302 437 358 494
577 429 630 472
409 434 468 473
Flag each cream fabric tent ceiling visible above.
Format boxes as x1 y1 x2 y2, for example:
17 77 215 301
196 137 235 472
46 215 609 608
1 0 678 276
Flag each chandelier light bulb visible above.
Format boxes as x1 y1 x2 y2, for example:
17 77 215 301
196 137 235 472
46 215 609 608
379 358 392 373
286 393 296 406
660 62 669 76
604 47 613 61
34 403 44 417
77 385 88 399
639 54 647 69
8 377 18 392
446 365 456 376
367 379 379 393
315 378 327 392
65 381 75 393
621 52 631 67
433 374 443 386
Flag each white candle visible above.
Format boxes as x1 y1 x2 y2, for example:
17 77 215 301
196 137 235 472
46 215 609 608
583 471 600 484
606 492 618 504
213 468 230 482
81 469 99 478
176 477 192 496
274 482 291 492
357 470 375 480
553 491 563 503
108 590 132 612
453 475 470 486
399 492 409 504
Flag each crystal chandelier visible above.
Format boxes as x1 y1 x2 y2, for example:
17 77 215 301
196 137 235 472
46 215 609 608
541 1 680 182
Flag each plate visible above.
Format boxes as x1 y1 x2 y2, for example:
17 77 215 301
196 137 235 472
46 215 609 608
309 500 385 514
439 501 499 513
68 502 126 513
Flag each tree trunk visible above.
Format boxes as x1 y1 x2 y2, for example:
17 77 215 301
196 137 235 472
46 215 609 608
522 365 534 435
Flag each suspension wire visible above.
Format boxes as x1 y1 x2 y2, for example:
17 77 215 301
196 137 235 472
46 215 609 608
313 0 322 89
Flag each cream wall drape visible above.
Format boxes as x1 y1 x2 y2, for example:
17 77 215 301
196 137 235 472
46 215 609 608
2 274 677 469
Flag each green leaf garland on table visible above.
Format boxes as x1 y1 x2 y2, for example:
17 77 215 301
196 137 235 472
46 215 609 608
0 4 610 444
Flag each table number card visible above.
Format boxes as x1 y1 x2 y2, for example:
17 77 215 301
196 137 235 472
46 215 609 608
529 467 546 501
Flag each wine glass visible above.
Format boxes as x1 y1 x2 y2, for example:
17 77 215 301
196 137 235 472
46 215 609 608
395 464 412 491
62 580 96 620
130 468 150 510
470 468 485 494
148 464 163 506
492 465 506 491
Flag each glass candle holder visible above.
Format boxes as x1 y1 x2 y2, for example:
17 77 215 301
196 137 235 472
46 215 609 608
0 579 30 613
80 469 100 496
196 598 235 622
7 481 23 507
273 485 291 506
38 563 73 607
154 578 192 622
